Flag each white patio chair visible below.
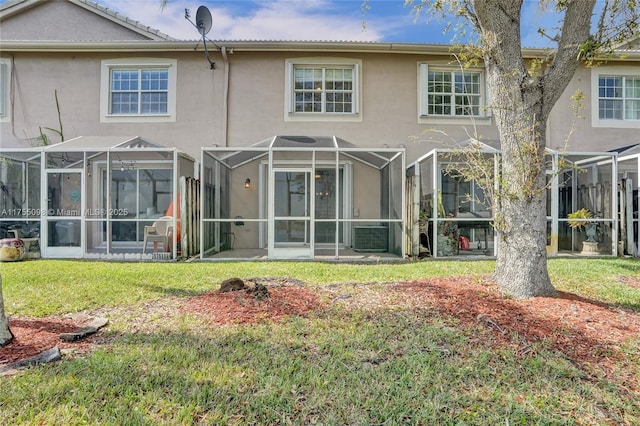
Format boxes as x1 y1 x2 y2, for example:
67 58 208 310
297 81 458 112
143 216 173 254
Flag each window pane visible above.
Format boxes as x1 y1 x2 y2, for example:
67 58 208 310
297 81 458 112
599 99 623 119
112 70 139 91
455 72 480 94
139 169 172 217
428 94 451 115
625 99 640 120
141 92 168 114
626 77 640 99
428 71 451 94
455 95 480 116
141 69 168 91
599 76 622 98
111 93 138 114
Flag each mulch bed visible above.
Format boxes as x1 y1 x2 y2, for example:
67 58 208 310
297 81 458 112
0 315 98 365
2 275 638 389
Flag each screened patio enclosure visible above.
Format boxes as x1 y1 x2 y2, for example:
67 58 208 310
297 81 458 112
406 139 618 258
615 144 640 256
407 139 499 259
201 136 405 260
0 136 195 260
546 149 618 256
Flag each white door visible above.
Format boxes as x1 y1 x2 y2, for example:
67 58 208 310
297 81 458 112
42 170 84 258
268 168 313 259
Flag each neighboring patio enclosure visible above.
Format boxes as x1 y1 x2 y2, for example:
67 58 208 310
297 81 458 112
546 149 618 256
407 140 499 259
0 136 194 259
615 144 640 257
201 136 405 260
406 140 619 258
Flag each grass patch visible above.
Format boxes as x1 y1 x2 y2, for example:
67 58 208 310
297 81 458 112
1 258 639 424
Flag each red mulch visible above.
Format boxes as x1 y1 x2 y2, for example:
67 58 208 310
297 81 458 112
2 275 638 387
0 315 97 365
182 286 321 325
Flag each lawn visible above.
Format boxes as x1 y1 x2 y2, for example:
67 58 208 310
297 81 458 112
0 258 639 425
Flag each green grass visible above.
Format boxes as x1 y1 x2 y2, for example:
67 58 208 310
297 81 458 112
1 258 639 424
1 259 495 317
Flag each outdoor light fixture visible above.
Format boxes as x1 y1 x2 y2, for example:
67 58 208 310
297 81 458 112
244 178 251 189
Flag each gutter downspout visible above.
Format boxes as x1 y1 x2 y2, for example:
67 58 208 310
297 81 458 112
221 46 230 147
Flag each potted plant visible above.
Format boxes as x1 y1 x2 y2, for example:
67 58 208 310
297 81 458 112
567 208 599 253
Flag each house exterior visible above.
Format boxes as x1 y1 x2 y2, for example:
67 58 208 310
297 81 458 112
1 0 639 260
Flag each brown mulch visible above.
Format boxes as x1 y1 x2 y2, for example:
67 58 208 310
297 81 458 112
1 275 639 385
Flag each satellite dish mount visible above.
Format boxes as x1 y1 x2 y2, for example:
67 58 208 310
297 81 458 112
188 6 215 70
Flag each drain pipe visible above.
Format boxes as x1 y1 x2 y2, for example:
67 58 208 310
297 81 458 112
221 46 231 147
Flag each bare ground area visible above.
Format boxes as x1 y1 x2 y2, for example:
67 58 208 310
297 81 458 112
2 275 639 394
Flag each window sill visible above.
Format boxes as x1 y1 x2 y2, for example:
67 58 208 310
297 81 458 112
101 114 175 124
418 115 492 126
285 113 362 123
591 118 640 129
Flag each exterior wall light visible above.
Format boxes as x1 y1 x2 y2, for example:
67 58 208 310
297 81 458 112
244 178 251 189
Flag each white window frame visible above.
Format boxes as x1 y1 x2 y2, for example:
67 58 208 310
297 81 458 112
418 63 491 125
100 58 177 123
0 58 11 122
591 66 640 129
284 58 362 122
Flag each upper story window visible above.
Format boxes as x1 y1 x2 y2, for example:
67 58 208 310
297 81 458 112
285 58 361 122
598 76 640 120
100 59 177 123
0 58 10 122
294 66 354 113
591 67 640 129
419 64 490 125
110 69 168 115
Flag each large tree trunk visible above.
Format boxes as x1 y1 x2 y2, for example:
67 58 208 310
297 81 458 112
472 0 595 297
0 272 13 347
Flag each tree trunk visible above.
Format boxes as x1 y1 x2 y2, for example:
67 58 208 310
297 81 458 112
492 105 557 297
472 0 595 297
0 272 14 347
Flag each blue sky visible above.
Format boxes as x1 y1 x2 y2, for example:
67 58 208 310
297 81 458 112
96 0 564 47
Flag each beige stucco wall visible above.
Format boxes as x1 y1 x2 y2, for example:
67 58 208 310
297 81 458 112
0 51 222 159
548 62 640 152
0 1 151 41
223 50 500 163
1 3 637 162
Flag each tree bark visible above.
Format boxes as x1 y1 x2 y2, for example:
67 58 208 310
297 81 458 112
0 272 14 347
471 0 595 297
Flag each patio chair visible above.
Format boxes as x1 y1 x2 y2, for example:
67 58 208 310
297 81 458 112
143 216 173 254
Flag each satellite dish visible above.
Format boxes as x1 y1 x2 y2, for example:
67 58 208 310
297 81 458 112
196 6 212 36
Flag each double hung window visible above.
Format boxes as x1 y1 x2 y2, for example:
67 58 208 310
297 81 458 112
294 66 354 113
100 59 177 123
419 64 488 122
286 59 361 121
598 75 640 121
110 69 168 115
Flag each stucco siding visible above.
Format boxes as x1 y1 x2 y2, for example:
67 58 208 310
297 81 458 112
0 1 151 41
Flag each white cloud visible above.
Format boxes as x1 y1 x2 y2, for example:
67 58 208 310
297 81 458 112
101 0 389 41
